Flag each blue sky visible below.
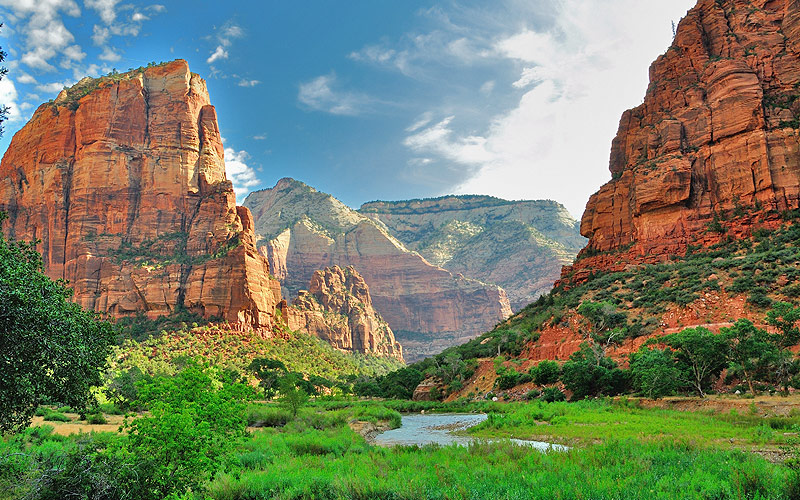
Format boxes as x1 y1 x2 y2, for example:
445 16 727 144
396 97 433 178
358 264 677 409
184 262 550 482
0 0 695 217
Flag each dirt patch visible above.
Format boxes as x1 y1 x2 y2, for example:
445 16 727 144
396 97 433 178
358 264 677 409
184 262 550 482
631 394 800 417
349 420 393 442
31 413 126 436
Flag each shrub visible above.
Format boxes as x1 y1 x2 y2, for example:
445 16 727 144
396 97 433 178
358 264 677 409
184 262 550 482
43 411 71 422
629 347 682 399
540 387 566 402
531 360 561 385
86 412 107 425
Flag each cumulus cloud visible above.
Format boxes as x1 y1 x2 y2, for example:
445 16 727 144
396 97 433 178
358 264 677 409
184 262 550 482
84 0 161 61
206 21 244 67
207 46 228 64
0 77 22 123
0 0 82 72
399 0 695 217
224 147 261 200
35 79 74 94
298 73 375 116
237 78 260 87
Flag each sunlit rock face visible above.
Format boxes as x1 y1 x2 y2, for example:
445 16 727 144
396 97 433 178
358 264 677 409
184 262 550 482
286 266 404 361
0 60 281 328
243 178 513 361
569 0 800 279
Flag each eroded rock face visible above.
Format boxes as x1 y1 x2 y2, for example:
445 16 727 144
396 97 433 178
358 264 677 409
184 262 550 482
360 196 585 311
242 178 513 362
570 0 800 278
286 266 404 361
0 60 281 328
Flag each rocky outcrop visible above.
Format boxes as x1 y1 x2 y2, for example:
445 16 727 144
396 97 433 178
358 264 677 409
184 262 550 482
569 0 800 279
0 60 282 328
360 196 584 311
286 266 403 361
242 178 513 361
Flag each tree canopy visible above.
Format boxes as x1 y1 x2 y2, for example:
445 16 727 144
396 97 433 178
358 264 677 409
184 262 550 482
0 214 116 432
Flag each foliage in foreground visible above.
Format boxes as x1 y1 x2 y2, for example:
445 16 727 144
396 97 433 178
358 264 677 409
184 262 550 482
0 213 116 433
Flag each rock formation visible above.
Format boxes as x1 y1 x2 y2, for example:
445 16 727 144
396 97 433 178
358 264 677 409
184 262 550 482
568 0 800 279
360 196 584 310
0 60 282 328
286 266 403 361
242 178 513 361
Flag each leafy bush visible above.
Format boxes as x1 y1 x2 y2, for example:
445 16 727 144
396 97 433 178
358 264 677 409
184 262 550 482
629 347 682 398
43 411 71 422
531 360 561 385
540 387 566 402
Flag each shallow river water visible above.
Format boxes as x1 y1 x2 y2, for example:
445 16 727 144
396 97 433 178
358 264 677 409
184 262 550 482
373 413 569 452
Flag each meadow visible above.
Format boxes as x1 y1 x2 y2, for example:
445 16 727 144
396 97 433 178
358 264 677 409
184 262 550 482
5 397 800 499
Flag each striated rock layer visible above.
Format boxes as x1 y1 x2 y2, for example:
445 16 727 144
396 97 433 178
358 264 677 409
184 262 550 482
0 60 283 328
242 178 512 361
360 196 585 311
568 0 800 280
286 266 403 361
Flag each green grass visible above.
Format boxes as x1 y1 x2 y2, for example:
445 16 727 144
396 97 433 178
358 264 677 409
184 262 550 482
197 405 796 500
5 400 800 499
467 399 800 448
42 411 71 423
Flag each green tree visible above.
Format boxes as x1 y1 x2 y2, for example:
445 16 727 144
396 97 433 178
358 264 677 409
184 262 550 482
249 357 288 398
629 347 682 399
530 360 561 385
722 319 775 395
561 343 630 399
0 213 115 433
378 367 424 399
661 327 728 397
278 374 309 417
119 362 252 499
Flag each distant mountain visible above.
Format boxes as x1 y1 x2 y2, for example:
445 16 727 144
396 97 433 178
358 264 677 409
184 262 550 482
360 196 585 311
242 178 513 361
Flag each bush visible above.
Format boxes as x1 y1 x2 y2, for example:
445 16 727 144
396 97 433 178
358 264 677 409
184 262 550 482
540 387 566 402
86 412 107 425
531 360 561 385
43 411 71 422
525 390 541 400
629 347 682 399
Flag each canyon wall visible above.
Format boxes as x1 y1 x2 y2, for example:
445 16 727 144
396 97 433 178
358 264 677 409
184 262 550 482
361 196 584 311
243 178 513 361
569 0 800 279
0 60 282 328
286 266 403 361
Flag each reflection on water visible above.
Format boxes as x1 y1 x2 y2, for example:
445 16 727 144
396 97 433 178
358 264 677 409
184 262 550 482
373 413 569 452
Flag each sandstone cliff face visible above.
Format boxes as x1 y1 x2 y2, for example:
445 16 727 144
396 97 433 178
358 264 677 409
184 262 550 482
242 178 513 361
571 0 800 278
0 60 282 328
286 266 403 361
360 196 584 311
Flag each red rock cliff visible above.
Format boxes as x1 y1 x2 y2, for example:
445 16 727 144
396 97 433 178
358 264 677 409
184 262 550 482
0 60 282 327
571 0 800 277
286 266 404 361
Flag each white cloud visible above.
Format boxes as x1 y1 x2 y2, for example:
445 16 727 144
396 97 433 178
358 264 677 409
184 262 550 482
406 111 433 133
84 0 120 24
237 78 260 87
0 77 22 123
35 79 73 94
298 73 373 116
17 72 37 85
252 134 267 140
480 80 495 95
400 0 695 217
206 21 244 66
131 12 148 22
98 46 121 62
0 0 82 72
224 147 261 200
207 46 228 64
